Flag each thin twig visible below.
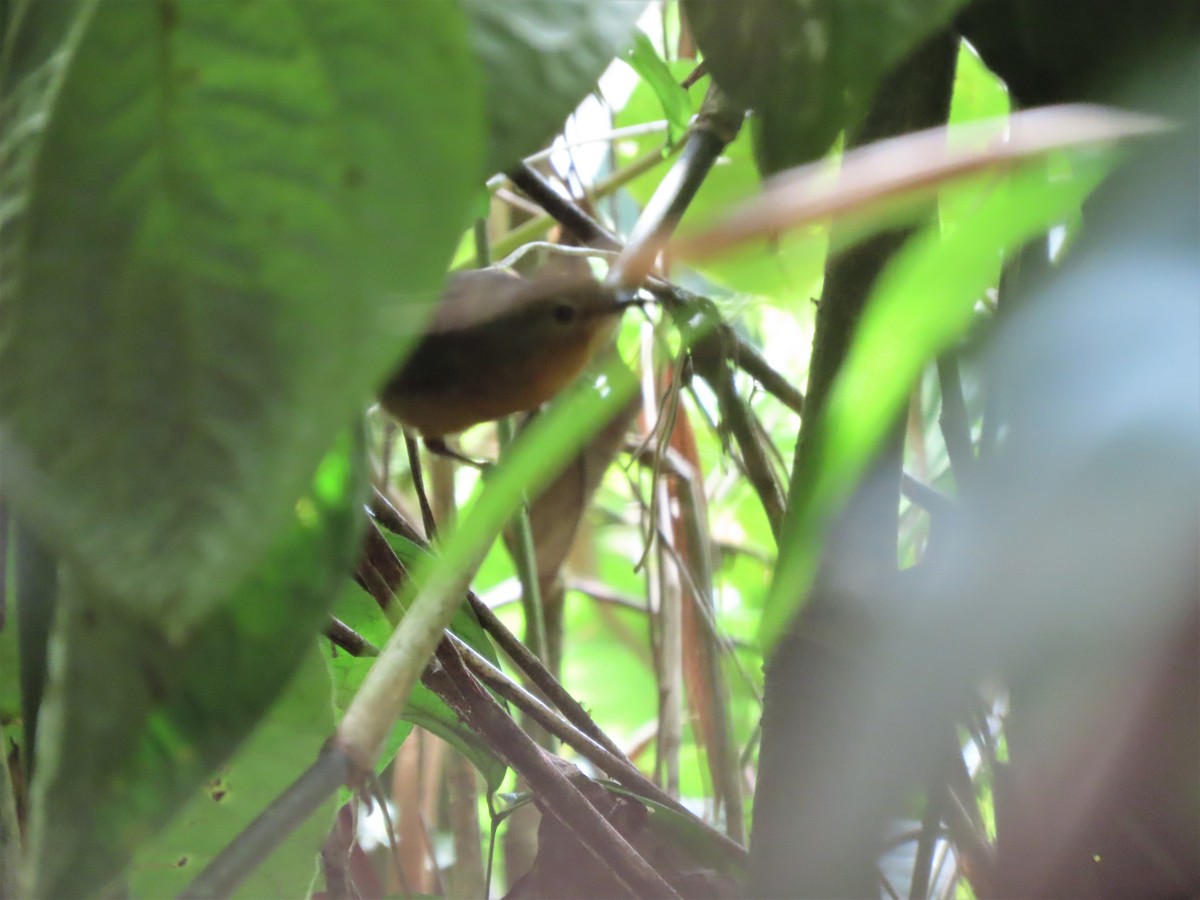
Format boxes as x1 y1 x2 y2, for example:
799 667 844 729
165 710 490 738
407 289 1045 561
369 487 426 546
465 593 625 761
900 472 955 518
324 617 380 658
936 354 975 491
693 330 785 537
405 434 437 540
447 632 727 836
507 162 624 252
488 144 671 264
735 340 805 415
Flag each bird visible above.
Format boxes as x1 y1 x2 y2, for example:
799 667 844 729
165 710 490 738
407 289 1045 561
379 265 637 443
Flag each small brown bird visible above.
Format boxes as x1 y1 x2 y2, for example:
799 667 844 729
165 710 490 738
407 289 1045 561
379 266 635 439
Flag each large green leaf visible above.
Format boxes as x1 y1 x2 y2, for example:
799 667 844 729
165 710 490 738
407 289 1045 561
0 0 484 634
129 648 336 900
24 433 364 897
759 151 1118 652
682 0 967 172
464 0 648 175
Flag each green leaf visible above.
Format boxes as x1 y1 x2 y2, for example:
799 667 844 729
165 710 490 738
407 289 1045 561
129 648 336 900
622 31 691 145
759 151 1118 652
464 0 648 175
0 0 484 634
24 432 364 897
682 0 967 172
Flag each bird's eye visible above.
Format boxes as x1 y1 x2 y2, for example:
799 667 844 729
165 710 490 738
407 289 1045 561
552 303 576 324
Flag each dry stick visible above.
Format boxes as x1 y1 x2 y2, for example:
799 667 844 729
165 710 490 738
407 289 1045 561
488 144 669 265
564 576 649 614
467 591 748 863
508 162 624 252
432 638 675 897
737 340 805 415
370 487 426 546
324 617 380 657
448 633 717 827
659 440 748 845
369 495 621 760
634 325 684 795
465 593 624 761
430 645 683 900
404 433 437 540
710 346 786 538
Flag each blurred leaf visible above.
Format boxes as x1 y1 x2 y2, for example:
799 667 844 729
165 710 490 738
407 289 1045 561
464 0 648 175
0 0 483 634
940 43 1012 252
682 0 967 172
130 649 335 899
622 32 692 145
759 150 1117 651
24 432 364 897
329 580 507 791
